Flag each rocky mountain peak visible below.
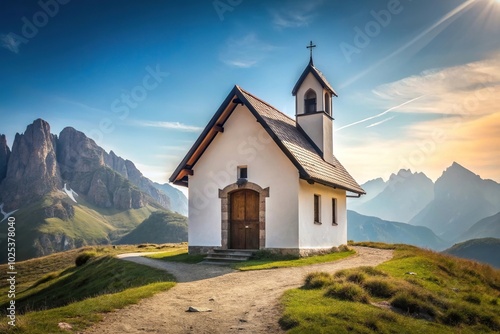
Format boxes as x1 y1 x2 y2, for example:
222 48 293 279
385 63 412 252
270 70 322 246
0 119 61 209
355 169 434 223
435 162 481 200
386 169 432 190
0 134 10 182
58 126 106 175
104 150 128 177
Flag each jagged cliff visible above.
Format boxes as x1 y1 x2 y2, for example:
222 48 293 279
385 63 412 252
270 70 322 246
0 119 187 261
0 119 62 209
0 134 10 182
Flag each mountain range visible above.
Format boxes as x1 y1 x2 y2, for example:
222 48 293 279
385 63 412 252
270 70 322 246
443 238 500 268
409 162 500 241
350 163 500 244
351 170 434 223
0 119 187 261
458 211 500 241
347 210 447 250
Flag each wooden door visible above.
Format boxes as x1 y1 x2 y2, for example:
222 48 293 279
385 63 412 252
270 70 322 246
230 189 259 249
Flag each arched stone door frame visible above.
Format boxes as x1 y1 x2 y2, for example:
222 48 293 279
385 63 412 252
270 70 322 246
218 182 269 250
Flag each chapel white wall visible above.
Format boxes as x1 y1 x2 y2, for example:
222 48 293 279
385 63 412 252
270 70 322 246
298 179 347 248
188 104 300 249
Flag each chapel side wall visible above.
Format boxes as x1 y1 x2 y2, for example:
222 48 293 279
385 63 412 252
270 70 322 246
298 179 347 249
188 104 299 250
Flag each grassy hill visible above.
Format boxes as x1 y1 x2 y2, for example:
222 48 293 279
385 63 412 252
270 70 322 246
0 193 160 262
280 242 500 333
443 238 500 268
117 211 188 244
0 244 180 333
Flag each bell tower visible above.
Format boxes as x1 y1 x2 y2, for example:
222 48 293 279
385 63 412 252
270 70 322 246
292 41 337 164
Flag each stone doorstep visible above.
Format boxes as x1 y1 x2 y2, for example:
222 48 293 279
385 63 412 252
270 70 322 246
202 249 256 265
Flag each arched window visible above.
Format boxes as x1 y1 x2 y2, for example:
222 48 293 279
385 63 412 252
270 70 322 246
304 89 317 113
325 92 331 115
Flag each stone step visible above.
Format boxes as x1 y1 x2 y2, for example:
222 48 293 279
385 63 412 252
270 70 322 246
201 249 256 265
203 256 248 262
213 249 255 255
210 251 254 258
200 260 236 266
205 256 250 262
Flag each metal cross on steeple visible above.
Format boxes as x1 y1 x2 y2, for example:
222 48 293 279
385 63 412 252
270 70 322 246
306 41 316 65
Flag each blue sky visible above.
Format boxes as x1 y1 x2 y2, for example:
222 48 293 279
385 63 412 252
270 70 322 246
1 0 499 189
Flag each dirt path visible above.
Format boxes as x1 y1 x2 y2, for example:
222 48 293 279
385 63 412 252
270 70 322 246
84 247 392 334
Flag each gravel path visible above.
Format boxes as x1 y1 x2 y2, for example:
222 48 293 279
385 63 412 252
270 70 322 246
84 247 393 334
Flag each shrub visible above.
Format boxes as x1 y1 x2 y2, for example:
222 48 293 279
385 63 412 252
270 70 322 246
479 314 500 331
441 309 464 326
441 304 481 326
359 266 387 277
334 269 348 279
338 244 350 252
279 314 299 330
463 294 481 305
364 278 395 298
330 246 339 253
346 271 366 284
364 318 380 331
137 243 156 248
304 272 334 289
75 251 97 267
391 292 436 317
325 282 370 303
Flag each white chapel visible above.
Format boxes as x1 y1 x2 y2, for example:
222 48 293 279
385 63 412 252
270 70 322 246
170 44 365 255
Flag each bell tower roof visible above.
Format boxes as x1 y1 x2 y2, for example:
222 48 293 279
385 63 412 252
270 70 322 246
292 42 337 97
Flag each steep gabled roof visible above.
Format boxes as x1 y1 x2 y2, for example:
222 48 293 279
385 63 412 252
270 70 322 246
169 85 364 194
292 61 338 97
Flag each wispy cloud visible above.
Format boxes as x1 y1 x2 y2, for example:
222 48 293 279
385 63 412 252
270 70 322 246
337 55 500 183
372 55 500 117
1 34 22 53
271 0 323 29
220 33 276 68
136 120 202 132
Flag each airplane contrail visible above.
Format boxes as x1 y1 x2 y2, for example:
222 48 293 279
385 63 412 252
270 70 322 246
366 115 396 128
336 95 424 131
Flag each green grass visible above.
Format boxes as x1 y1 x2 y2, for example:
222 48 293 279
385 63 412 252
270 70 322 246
1 282 174 334
146 247 355 269
0 193 161 262
233 249 356 271
0 243 183 293
280 244 500 333
1 255 175 314
0 244 184 333
146 247 206 264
